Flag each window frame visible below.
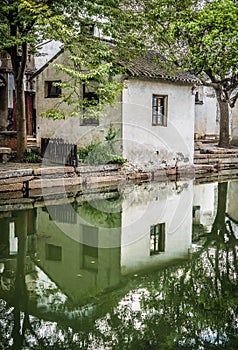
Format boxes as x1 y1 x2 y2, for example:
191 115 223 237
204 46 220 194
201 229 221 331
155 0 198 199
80 85 99 126
152 94 168 126
150 223 165 255
45 80 62 98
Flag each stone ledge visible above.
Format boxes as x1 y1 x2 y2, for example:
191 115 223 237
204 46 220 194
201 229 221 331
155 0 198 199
33 166 75 176
0 168 33 179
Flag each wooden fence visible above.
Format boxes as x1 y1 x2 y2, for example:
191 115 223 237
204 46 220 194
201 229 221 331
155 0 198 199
41 138 78 166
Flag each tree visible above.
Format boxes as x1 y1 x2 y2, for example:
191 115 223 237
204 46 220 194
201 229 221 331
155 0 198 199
176 0 238 148
0 0 149 159
148 0 238 148
0 0 66 159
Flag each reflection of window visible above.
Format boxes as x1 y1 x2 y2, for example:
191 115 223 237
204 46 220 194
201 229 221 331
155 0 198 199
45 81 61 98
152 95 167 126
82 225 98 271
150 223 165 255
46 244 62 261
193 205 201 223
81 85 99 126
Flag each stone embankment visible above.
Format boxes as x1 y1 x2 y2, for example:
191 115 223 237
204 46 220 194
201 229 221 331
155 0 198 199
1 143 238 205
0 162 194 205
194 142 238 181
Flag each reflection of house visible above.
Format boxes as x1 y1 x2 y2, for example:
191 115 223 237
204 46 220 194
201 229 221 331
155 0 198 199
33 50 197 169
0 52 36 137
34 181 194 302
0 209 37 292
192 182 217 238
36 201 121 304
121 180 193 274
227 181 238 238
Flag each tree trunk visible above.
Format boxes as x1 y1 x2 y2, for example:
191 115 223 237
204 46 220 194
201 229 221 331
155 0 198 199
217 99 230 148
15 78 27 160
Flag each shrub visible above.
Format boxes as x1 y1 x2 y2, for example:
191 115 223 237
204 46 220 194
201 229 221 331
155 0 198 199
23 150 42 163
78 142 126 166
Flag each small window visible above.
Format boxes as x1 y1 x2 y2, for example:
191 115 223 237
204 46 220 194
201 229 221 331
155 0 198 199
45 81 61 98
81 86 99 126
152 95 167 126
150 223 165 255
195 87 203 104
46 244 62 261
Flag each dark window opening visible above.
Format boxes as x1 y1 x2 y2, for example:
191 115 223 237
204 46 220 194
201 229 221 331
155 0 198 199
46 244 62 261
45 81 61 98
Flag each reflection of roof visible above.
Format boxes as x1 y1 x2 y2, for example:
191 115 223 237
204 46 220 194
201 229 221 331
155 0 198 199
124 51 199 83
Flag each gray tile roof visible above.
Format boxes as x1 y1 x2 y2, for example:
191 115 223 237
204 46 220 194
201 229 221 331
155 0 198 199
125 51 198 83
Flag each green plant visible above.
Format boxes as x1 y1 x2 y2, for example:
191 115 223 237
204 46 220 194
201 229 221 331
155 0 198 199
78 142 100 162
78 141 126 166
23 150 42 163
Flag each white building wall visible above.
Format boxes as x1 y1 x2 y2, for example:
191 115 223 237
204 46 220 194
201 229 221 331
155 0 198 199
227 181 238 222
194 86 219 138
193 182 217 232
120 180 193 274
122 79 195 168
231 103 238 146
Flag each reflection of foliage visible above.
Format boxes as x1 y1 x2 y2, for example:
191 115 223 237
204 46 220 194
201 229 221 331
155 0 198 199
78 199 122 228
92 244 238 350
1 181 238 349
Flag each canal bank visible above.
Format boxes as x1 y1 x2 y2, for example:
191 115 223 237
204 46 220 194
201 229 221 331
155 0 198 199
0 143 238 203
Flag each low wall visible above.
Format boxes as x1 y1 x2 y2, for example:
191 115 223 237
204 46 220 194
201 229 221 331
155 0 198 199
0 131 17 151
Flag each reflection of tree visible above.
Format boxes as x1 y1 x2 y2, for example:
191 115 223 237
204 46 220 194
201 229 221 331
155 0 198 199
88 182 238 349
0 183 237 349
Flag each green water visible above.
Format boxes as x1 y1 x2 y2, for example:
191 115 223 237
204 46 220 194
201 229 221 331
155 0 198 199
0 179 237 349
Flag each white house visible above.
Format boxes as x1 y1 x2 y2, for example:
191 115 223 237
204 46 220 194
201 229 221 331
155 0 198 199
194 85 219 139
33 50 198 170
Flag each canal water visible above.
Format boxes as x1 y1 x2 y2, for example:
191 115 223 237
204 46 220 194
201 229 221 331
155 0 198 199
0 178 237 349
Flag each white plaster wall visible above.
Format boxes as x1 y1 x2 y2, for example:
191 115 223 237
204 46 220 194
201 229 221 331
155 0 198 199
195 86 219 138
120 180 193 275
193 182 217 232
227 181 238 222
231 103 238 146
122 79 195 168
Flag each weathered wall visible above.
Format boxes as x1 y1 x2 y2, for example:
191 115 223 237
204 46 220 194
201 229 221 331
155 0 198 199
194 86 219 138
35 51 122 149
122 79 195 168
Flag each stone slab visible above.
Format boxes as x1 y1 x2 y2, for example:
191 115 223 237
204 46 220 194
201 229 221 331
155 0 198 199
0 168 33 179
0 147 11 154
0 175 34 186
28 176 81 189
33 166 75 176
0 182 23 192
